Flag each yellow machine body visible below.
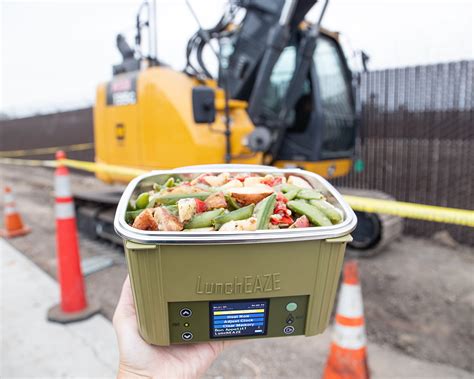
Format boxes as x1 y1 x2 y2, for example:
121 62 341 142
94 66 352 183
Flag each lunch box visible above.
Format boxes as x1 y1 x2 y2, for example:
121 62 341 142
114 164 357 345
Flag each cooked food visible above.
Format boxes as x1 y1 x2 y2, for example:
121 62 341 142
126 172 343 232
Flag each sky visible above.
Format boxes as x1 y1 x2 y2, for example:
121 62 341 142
1 0 473 117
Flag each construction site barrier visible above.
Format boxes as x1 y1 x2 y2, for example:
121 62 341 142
1 156 473 227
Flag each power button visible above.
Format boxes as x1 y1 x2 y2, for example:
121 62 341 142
286 302 297 312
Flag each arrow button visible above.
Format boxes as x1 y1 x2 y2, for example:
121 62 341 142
181 332 194 341
179 308 192 318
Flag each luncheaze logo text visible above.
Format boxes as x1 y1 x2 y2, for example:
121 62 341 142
195 273 281 295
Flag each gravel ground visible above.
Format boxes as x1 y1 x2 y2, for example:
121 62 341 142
1 165 473 372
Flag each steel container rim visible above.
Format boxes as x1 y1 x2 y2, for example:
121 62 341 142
114 164 357 245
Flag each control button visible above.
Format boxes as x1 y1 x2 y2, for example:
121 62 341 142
283 326 295 335
181 332 194 341
179 308 192 318
286 314 294 324
286 302 298 312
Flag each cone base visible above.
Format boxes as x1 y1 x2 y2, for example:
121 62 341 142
47 302 101 324
0 226 31 238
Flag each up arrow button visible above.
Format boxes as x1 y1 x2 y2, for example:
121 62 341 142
179 308 192 317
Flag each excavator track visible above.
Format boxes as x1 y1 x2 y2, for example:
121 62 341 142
74 190 124 246
340 188 404 257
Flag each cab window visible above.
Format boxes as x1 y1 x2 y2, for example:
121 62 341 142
314 36 356 157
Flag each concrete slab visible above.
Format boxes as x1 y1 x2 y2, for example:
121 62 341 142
0 239 118 378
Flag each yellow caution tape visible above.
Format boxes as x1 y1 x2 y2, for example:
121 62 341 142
0 143 94 158
344 195 474 227
61 159 146 178
1 156 473 227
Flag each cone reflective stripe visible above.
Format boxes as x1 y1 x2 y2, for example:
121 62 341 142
48 151 99 323
0 186 31 238
323 260 370 379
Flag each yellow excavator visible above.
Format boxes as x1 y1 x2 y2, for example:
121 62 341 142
76 0 401 254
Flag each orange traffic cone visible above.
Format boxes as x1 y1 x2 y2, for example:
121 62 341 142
322 260 370 379
0 186 31 238
47 151 99 323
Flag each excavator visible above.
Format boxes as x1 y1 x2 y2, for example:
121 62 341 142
75 0 401 255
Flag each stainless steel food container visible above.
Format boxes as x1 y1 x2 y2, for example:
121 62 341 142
115 164 357 345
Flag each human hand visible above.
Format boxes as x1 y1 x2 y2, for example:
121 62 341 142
113 276 232 379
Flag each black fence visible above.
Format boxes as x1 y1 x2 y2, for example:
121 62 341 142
0 108 94 162
333 60 474 245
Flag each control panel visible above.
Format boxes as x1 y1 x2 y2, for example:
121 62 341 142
168 295 308 343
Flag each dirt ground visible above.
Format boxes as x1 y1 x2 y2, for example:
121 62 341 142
1 165 473 372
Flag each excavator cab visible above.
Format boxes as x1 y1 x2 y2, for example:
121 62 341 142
261 33 356 163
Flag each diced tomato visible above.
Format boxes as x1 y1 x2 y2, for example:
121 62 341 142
274 202 288 215
263 176 283 187
270 217 281 225
235 174 250 182
195 199 207 213
280 215 294 225
270 214 293 225
276 191 288 203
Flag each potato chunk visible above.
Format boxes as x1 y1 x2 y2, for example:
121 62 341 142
205 192 227 209
218 217 257 232
287 175 312 189
154 207 184 231
229 185 274 205
132 209 158 231
177 198 197 223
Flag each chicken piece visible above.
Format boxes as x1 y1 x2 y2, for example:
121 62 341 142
177 198 197 223
132 209 158 231
218 217 257 232
289 215 310 228
165 185 203 195
243 176 264 187
220 179 243 189
154 207 184 231
204 192 227 209
287 175 312 189
229 185 274 205
203 172 230 187
190 173 208 185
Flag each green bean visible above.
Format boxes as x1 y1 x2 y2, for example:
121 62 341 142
309 199 343 224
127 201 136 211
135 192 150 209
213 205 255 229
280 184 302 193
225 194 241 210
164 177 175 187
284 189 300 201
254 193 276 230
125 209 144 224
287 200 332 226
154 192 212 205
164 204 178 216
184 209 225 229
296 189 324 200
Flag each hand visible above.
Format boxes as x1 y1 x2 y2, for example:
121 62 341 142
113 276 232 378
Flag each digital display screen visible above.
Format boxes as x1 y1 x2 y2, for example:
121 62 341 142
210 300 269 338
